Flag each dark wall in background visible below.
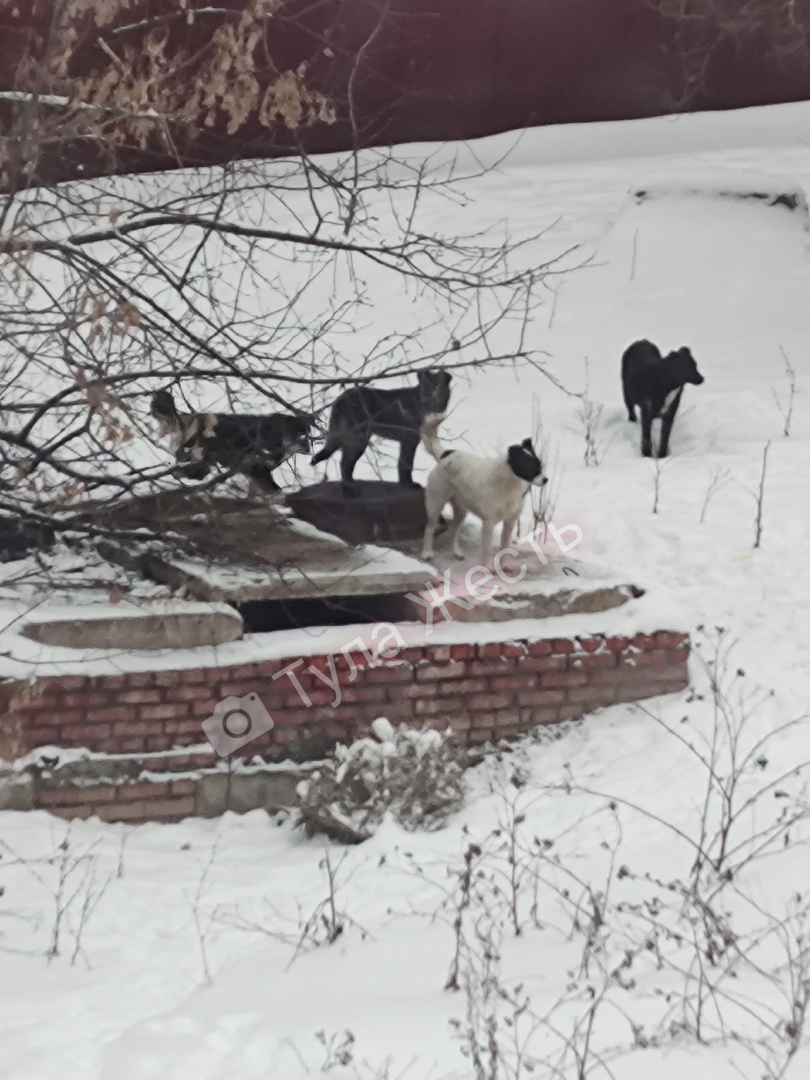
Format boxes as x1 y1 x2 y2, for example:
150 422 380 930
1 0 809 185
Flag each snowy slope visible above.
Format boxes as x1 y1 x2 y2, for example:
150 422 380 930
4 101 810 1079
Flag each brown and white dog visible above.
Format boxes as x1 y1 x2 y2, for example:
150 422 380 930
150 389 315 493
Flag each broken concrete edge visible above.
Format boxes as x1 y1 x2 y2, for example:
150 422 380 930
19 600 245 651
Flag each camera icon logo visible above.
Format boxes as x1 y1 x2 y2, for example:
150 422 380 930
201 693 275 758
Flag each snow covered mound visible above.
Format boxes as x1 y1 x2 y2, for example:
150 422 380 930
631 167 810 220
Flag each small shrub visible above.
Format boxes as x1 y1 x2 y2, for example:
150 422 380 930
296 718 466 843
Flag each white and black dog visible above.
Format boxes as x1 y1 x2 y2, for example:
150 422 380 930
420 413 548 561
150 388 314 493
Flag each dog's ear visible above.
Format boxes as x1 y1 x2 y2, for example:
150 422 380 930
150 389 176 420
521 437 534 451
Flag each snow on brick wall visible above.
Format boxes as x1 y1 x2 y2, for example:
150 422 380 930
0 631 690 822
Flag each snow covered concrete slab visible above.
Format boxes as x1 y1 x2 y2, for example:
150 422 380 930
404 552 643 625
20 600 243 651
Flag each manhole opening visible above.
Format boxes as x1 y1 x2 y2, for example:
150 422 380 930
234 592 412 633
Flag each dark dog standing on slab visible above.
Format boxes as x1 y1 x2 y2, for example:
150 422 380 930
150 389 314 492
311 368 452 493
621 340 705 458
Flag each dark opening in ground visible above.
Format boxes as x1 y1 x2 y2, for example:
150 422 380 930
234 592 412 633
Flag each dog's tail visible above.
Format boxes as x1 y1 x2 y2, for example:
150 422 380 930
420 411 447 462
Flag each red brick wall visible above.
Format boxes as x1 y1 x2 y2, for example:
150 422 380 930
0 630 690 822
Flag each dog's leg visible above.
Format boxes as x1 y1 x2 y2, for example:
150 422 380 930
639 401 654 458
479 519 496 563
339 438 368 496
421 491 444 560
500 515 519 552
623 384 637 422
397 436 420 488
657 388 683 459
450 500 467 559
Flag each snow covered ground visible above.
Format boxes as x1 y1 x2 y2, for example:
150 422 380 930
5 100 810 1078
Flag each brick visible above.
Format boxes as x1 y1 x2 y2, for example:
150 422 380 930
541 671 586 689
427 646 452 662
113 737 146 753
38 786 114 807
33 708 84 727
654 631 689 650
521 655 566 673
355 702 414 723
414 698 458 717
165 686 213 703
605 636 631 652
326 686 383 704
396 648 427 664
526 640 553 656
61 723 112 744
550 638 575 654
141 703 189 721
116 781 173 801
126 672 156 688
97 796 196 823
217 681 263 700
519 706 560 726
169 779 198 796
478 642 526 659
98 675 129 691
86 707 134 724
468 729 496 745
48 805 98 821
435 677 489 696
51 676 87 691
669 647 691 665
145 735 175 751
164 719 205 736
181 668 209 685
449 644 477 660
62 692 110 709
363 665 413 684
444 714 473 732
517 689 565 707
468 660 512 677
119 689 163 706
112 721 165 737
569 652 617 670
574 636 605 653
559 705 586 721
629 634 657 650
465 693 513 712
567 686 618 706
154 670 189 687
416 661 466 682
622 650 670 668
27 727 61 746
489 675 535 692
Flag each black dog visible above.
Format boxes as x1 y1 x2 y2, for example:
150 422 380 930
621 340 704 458
150 389 314 492
310 368 452 493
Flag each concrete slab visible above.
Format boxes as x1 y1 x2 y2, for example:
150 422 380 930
21 601 244 650
401 550 644 625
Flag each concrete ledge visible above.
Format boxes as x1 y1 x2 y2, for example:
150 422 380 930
22 601 244 651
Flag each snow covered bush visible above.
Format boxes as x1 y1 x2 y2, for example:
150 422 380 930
296 718 466 843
